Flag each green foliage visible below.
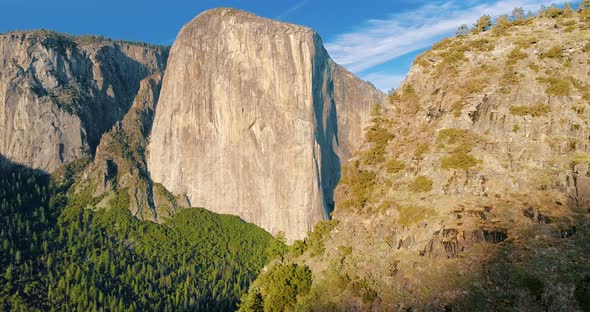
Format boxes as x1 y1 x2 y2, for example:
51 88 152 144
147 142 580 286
456 24 470 37
575 277 590 311
459 79 488 96
361 106 394 165
27 29 78 53
492 15 512 36
441 50 466 67
239 263 312 312
48 83 86 114
432 38 454 50
337 245 353 257
506 48 528 66
509 104 551 117
437 129 481 170
371 103 384 117
350 278 378 303
473 15 492 33
396 205 436 227
441 148 480 170
437 128 479 146
408 176 433 193
153 182 176 215
572 152 590 166
520 274 545 296
289 240 307 257
21 29 166 50
0 159 275 311
542 5 564 18
340 165 377 211
468 38 494 52
512 7 526 20
414 143 430 159
376 200 395 214
413 50 434 68
365 105 395 154
513 36 538 49
385 159 406 174
512 124 521 132
266 232 288 260
306 220 339 257
528 63 541 73
502 69 524 87
0 162 57 310
542 46 563 59
452 100 466 117
239 288 264 312
537 77 572 96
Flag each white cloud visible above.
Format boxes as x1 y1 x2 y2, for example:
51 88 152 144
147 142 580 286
361 73 405 92
325 0 567 73
275 0 310 20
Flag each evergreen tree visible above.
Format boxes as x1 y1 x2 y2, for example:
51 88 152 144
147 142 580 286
456 24 469 36
511 7 525 20
472 15 492 33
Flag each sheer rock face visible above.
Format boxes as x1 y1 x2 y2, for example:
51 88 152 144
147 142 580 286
148 8 384 240
0 31 167 172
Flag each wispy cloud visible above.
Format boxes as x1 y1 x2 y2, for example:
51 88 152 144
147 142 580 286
275 0 310 20
326 0 567 74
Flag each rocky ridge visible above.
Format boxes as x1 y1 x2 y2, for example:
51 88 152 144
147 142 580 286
240 6 590 311
0 30 168 172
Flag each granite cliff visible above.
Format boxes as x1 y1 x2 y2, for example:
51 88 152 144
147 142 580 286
0 30 167 172
147 8 385 240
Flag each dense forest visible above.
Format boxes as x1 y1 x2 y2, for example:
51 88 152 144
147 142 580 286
0 157 278 311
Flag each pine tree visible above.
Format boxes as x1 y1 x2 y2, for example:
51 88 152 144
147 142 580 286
511 7 525 20
472 15 492 33
456 24 469 36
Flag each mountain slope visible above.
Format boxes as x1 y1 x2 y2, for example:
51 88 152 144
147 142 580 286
0 154 278 311
0 30 167 172
240 6 590 311
0 29 280 311
147 8 385 241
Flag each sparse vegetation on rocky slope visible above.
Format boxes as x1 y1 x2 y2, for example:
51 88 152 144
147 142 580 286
241 4 590 311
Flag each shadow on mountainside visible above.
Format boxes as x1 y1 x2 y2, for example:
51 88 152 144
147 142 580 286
430 212 590 312
312 33 341 219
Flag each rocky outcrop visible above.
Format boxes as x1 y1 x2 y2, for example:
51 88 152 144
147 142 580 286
147 8 384 240
0 30 167 172
83 73 183 221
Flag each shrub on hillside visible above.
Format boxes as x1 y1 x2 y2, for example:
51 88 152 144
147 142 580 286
542 46 563 58
239 262 312 312
408 176 433 193
396 205 437 227
385 159 406 174
537 77 571 96
509 104 551 117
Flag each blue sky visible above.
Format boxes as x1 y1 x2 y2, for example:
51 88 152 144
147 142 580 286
0 0 572 92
